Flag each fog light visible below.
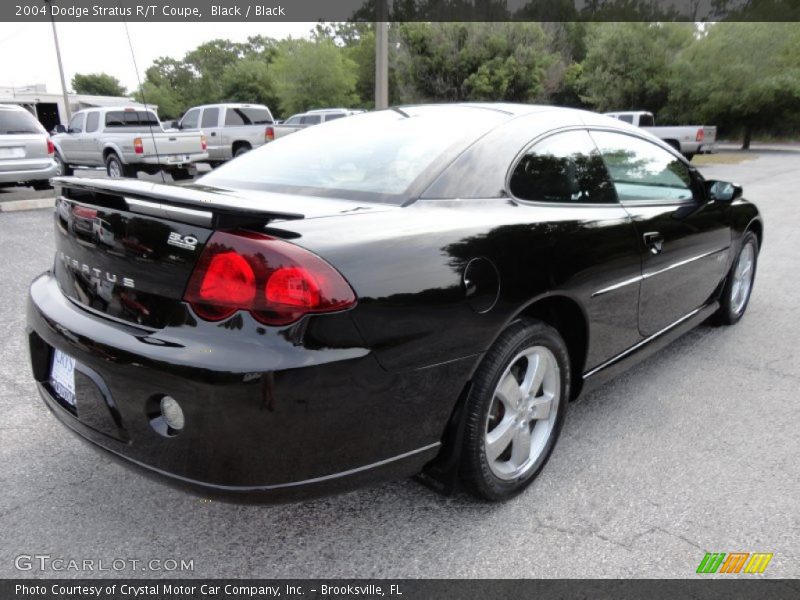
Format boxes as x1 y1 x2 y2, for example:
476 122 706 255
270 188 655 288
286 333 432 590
160 396 185 431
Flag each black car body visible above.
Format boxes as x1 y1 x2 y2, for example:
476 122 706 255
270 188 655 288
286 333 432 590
26 105 763 501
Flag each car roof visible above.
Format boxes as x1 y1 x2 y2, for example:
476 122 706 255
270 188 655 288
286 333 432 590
193 103 270 109
0 103 31 112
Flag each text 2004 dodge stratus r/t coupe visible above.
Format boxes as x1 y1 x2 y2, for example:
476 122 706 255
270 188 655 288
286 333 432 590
27 105 762 501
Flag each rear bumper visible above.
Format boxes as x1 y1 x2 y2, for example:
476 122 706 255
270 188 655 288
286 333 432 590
139 152 209 167
0 160 57 183
27 272 468 501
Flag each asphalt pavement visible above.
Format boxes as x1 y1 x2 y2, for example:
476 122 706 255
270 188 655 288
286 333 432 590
0 152 798 578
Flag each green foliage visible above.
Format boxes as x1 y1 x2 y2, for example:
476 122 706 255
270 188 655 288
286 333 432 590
71 73 127 97
271 39 359 116
133 82 181 120
220 59 279 108
576 23 694 114
395 22 552 102
666 23 800 145
130 22 800 140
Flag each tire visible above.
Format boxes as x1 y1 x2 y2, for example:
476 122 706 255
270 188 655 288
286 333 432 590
105 153 135 179
233 144 251 158
683 153 695 161
31 180 53 191
715 232 759 325
170 168 193 181
460 320 570 501
54 153 73 177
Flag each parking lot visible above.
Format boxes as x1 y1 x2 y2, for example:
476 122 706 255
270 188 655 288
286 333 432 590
0 151 798 578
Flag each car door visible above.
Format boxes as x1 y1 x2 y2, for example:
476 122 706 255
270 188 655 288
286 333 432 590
179 108 200 133
507 129 644 367
81 110 101 162
59 112 85 162
590 130 731 337
200 107 222 160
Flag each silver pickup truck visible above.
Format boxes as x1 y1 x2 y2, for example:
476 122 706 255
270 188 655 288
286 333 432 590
173 103 275 166
604 111 716 160
52 107 208 179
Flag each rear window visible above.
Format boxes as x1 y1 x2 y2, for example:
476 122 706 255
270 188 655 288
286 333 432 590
105 111 160 128
639 113 655 127
224 107 273 126
200 108 508 202
0 109 44 135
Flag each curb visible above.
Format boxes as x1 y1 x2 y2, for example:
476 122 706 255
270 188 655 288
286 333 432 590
0 198 54 213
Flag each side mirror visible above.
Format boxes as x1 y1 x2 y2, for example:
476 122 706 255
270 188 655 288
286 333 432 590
707 180 742 202
53 124 67 134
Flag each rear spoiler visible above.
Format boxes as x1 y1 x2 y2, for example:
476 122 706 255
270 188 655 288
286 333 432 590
53 176 304 229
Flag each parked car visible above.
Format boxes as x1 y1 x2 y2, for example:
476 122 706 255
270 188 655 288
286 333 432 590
272 108 364 139
604 111 716 160
175 103 275 166
0 104 57 190
51 107 208 180
28 105 761 502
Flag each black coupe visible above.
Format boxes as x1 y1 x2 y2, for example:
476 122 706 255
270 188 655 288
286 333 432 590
27 105 762 501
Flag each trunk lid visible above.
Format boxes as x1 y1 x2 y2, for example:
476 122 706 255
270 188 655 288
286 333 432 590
52 177 393 329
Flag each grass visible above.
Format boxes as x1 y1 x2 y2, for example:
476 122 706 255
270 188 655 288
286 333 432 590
692 153 758 165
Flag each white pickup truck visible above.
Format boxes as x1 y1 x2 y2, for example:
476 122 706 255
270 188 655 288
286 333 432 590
604 111 717 160
52 107 208 180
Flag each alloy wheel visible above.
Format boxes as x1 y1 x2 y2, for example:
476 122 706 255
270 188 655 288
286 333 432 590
485 346 560 480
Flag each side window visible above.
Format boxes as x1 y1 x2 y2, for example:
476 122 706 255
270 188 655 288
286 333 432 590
201 108 219 128
617 115 634 124
85 112 99 133
300 115 322 125
509 130 617 204
284 115 301 125
224 109 245 126
590 131 694 203
68 113 85 133
181 109 200 130
324 113 345 122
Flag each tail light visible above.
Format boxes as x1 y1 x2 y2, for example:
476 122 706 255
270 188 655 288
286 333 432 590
696 128 705 142
133 138 144 154
265 126 275 142
46 139 55 155
201 135 208 151
184 230 357 326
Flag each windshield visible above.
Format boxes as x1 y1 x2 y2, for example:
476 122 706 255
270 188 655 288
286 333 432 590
200 107 508 202
0 109 45 135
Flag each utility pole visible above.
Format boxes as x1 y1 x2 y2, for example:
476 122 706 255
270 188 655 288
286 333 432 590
44 0 71 122
374 0 389 110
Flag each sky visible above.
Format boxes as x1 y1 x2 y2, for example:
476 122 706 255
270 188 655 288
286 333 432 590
0 22 312 95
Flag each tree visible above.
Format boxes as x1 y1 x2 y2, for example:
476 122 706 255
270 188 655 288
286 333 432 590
220 59 279 108
71 73 127 97
666 23 800 148
394 22 553 103
271 39 359 116
133 82 182 120
576 23 694 115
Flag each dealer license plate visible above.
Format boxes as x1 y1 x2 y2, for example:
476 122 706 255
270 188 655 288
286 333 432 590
50 349 76 407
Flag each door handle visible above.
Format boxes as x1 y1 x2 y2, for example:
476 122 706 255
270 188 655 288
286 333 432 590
643 232 664 255
210 132 217 136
